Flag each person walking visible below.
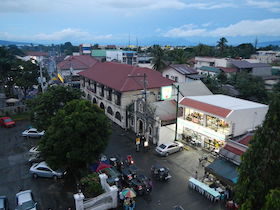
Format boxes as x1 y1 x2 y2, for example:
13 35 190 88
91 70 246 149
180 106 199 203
119 189 125 206
148 178 153 192
129 198 136 210
123 198 130 210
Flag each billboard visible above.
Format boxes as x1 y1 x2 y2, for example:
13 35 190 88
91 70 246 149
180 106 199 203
161 86 172 100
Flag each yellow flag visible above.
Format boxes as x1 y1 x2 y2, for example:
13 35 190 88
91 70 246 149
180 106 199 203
57 73 64 83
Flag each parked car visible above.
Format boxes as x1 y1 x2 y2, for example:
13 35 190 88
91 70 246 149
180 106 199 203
28 154 44 166
22 128 45 138
155 141 184 156
15 190 37 210
0 117 15 128
29 146 40 156
0 196 8 210
29 161 66 180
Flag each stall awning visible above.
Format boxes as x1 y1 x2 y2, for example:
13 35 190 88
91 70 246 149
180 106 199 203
205 158 238 186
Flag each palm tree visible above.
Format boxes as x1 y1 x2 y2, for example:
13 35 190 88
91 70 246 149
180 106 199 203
217 37 228 56
173 49 187 64
151 45 166 72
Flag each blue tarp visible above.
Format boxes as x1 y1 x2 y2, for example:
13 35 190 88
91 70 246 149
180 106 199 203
205 158 238 185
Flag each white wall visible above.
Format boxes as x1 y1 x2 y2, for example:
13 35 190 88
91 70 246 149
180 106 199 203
227 106 268 137
158 124 176 145
162 68 185 83
106 51 123 62
215 59 228 67
252 66 272 76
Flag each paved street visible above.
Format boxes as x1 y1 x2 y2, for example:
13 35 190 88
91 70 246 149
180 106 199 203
105 123 224 210
0 120 76 210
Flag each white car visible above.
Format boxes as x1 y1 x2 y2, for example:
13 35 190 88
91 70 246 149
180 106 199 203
22 128 45 138
29 146 40 156
155 141 184 156
15 190 37 210
30 161 66 180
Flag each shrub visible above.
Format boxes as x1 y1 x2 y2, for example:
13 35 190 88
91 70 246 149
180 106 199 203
80 173 104 197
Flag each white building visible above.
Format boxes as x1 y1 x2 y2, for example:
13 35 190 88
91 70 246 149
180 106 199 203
80 44 91 55
251 51 280 63
178 95 268 151
106 50 138 65
79 61 174 144
162 64 202 82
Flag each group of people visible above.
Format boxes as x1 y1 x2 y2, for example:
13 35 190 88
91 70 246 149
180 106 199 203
123 197 136 210
135 134 149 152
119 190 136 210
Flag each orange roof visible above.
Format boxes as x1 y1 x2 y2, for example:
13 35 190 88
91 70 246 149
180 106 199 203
179 98 232 118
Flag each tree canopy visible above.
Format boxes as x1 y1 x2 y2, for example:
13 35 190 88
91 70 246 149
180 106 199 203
151 45 167 71
39 99 111 172
234 93 280 209
27 86 82 130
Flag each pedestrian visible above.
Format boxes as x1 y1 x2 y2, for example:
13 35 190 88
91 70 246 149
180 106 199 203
119 189 125 206
123 198 130 210
148 178 153 192
129 198 136 210
136 135 140 152
195 170 198 179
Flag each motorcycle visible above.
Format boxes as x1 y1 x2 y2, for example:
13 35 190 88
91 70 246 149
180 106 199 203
151 164 171 181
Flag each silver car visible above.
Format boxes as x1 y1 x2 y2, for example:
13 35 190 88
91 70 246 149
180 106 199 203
30 161 66 180
15 190 37 210
155 141 184 156
22 128 45 138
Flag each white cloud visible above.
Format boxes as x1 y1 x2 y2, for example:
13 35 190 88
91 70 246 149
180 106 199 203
164 18 280 38
246 0 280 12
164 24 206 37
0 28 113 42
210 19 280 36
0 0 237 13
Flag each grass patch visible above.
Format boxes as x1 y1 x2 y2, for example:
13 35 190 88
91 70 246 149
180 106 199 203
8 112 31 121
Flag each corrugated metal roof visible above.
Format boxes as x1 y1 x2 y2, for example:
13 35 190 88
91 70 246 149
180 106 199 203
199 66 221 73
169 64 197 75
91 50 106 57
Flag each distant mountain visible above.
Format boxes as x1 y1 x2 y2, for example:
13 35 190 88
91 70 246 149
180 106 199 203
0 40 31 46
258 40 280 47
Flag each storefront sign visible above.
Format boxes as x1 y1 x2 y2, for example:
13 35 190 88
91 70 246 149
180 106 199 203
178 118 227 141
161 86 172 100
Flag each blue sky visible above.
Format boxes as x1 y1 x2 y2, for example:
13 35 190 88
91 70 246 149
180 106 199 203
0 0 279 46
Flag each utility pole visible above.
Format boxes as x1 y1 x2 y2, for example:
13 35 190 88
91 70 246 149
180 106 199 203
39 61 45 93
174 84 179 141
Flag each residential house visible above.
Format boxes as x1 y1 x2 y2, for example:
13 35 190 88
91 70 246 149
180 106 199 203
251 51 280 63
78 62 174 144
197 66 221 77
229 60 272 76
162 64 202 82
106 50 138 65
57 55 98 87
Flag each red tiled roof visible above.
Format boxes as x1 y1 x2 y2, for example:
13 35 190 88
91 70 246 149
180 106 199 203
79 62 174 92
26 51 48 56
218 67 237 73
224 145 245 156
179 98 232 118
238 135 253 146
57 55 98 70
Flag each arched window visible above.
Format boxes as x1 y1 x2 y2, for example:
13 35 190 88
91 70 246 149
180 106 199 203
100 102 105 110
138 103 144 113
115 112 121 121
87 94 92 101
107 106 113 115
92 98 97 104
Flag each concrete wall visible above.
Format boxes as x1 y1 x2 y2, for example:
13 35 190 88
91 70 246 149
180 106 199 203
158 124 176 145
252 66 272 76
215 59 228 67
162 68 185 83
227 106 268 137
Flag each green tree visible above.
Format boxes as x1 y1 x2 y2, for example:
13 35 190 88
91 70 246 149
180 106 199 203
151 45 167 71
235 94 280 209
171 49 188 64
232 72 268 103
39 99 111 173
217 37 228 56
263 188 280 210
193 44 215 56
27 86 82 130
